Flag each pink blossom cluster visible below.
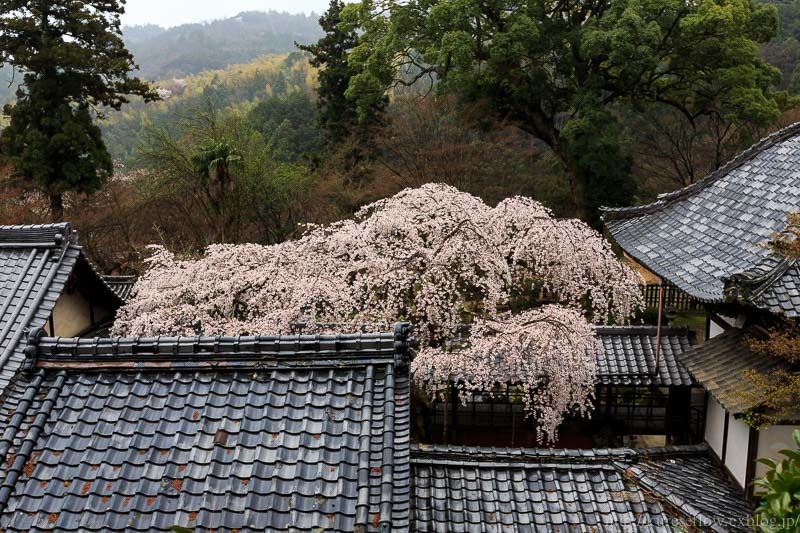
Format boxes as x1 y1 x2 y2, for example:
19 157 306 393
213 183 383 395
414 307 600 440
114 184 642 441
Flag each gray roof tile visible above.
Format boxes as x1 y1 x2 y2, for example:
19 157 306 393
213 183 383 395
603 124 800 317
678 326 795 418
0 224 123 398
595 326 695 386
411 444 752 532
0 327 412 532
0 224 80 398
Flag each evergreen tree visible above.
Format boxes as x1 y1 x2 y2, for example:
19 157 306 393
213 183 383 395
0 1 159 221
344 0 784 220
297 0 385 147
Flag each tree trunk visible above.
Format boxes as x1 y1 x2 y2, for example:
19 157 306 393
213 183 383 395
566 169 588 221
518 114 589 221
552 145 589 221
49 193 64 222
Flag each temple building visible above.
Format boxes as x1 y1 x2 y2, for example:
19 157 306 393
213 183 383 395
0 224 126 397
603 123 800 496
8 128 800 533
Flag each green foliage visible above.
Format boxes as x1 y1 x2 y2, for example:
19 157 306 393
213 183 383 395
2 84 112 197
0 0 158 219
299 1 386 147
765 0 800 41
102 54 317 164
790 64 800 94
754 430 800 532
560 105 635 224
248 92 324 163
138 103 314 245
343 0 784 219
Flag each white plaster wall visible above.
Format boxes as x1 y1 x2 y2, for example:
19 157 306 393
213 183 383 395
705 398 726 458
708 314 735 339
725 416 751 487
756 425 800 479
49 290 110 337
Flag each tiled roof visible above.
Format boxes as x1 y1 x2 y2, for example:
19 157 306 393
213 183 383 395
595 326 695 386
603 123 800 317
411 444 752 532
0 224 122 398
0 326 412 532
627 447 754 531
726 255 800 318
678 326 794 417
101 275 136 301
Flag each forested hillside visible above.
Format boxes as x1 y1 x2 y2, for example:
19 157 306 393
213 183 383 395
0 11 322 108
3 2 800 275
762 0 800 89
123 11 322 81
102 52 320 163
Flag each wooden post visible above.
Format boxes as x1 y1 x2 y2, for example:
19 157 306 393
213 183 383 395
654 283 665 376
442 383 449 444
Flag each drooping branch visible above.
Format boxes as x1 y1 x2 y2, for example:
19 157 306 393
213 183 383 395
114 184 642 442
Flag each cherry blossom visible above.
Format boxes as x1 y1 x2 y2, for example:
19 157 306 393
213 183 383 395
114 183 642 441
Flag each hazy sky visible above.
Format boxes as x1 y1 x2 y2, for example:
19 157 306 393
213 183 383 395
122 0 331 28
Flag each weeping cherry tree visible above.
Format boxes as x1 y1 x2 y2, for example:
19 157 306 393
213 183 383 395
114 184 642 441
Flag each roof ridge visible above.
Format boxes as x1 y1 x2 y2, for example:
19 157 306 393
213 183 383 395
410 444 710 465
0 371 67 509
594 325 690 336
601 122 800 221
0 223 72 231
29 327 414 371
0 223 77 247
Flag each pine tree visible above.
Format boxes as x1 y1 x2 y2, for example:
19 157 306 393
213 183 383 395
297 0 384 147
0 1 159 221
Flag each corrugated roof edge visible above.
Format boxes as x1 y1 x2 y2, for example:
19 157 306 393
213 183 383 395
102 275 136 300
595 325 694 337
600 121 800 221
410 443 710 465
22 322 414 372
101 275 136 283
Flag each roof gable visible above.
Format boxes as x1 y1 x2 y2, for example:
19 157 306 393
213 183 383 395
603 124 800 316
0 224 123 397
0 328 412 532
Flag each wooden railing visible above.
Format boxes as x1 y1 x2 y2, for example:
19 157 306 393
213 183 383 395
641 283 702 311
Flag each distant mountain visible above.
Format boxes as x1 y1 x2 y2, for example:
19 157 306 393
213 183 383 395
123 11 323 81
123 24 167 44
0 11 322 109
